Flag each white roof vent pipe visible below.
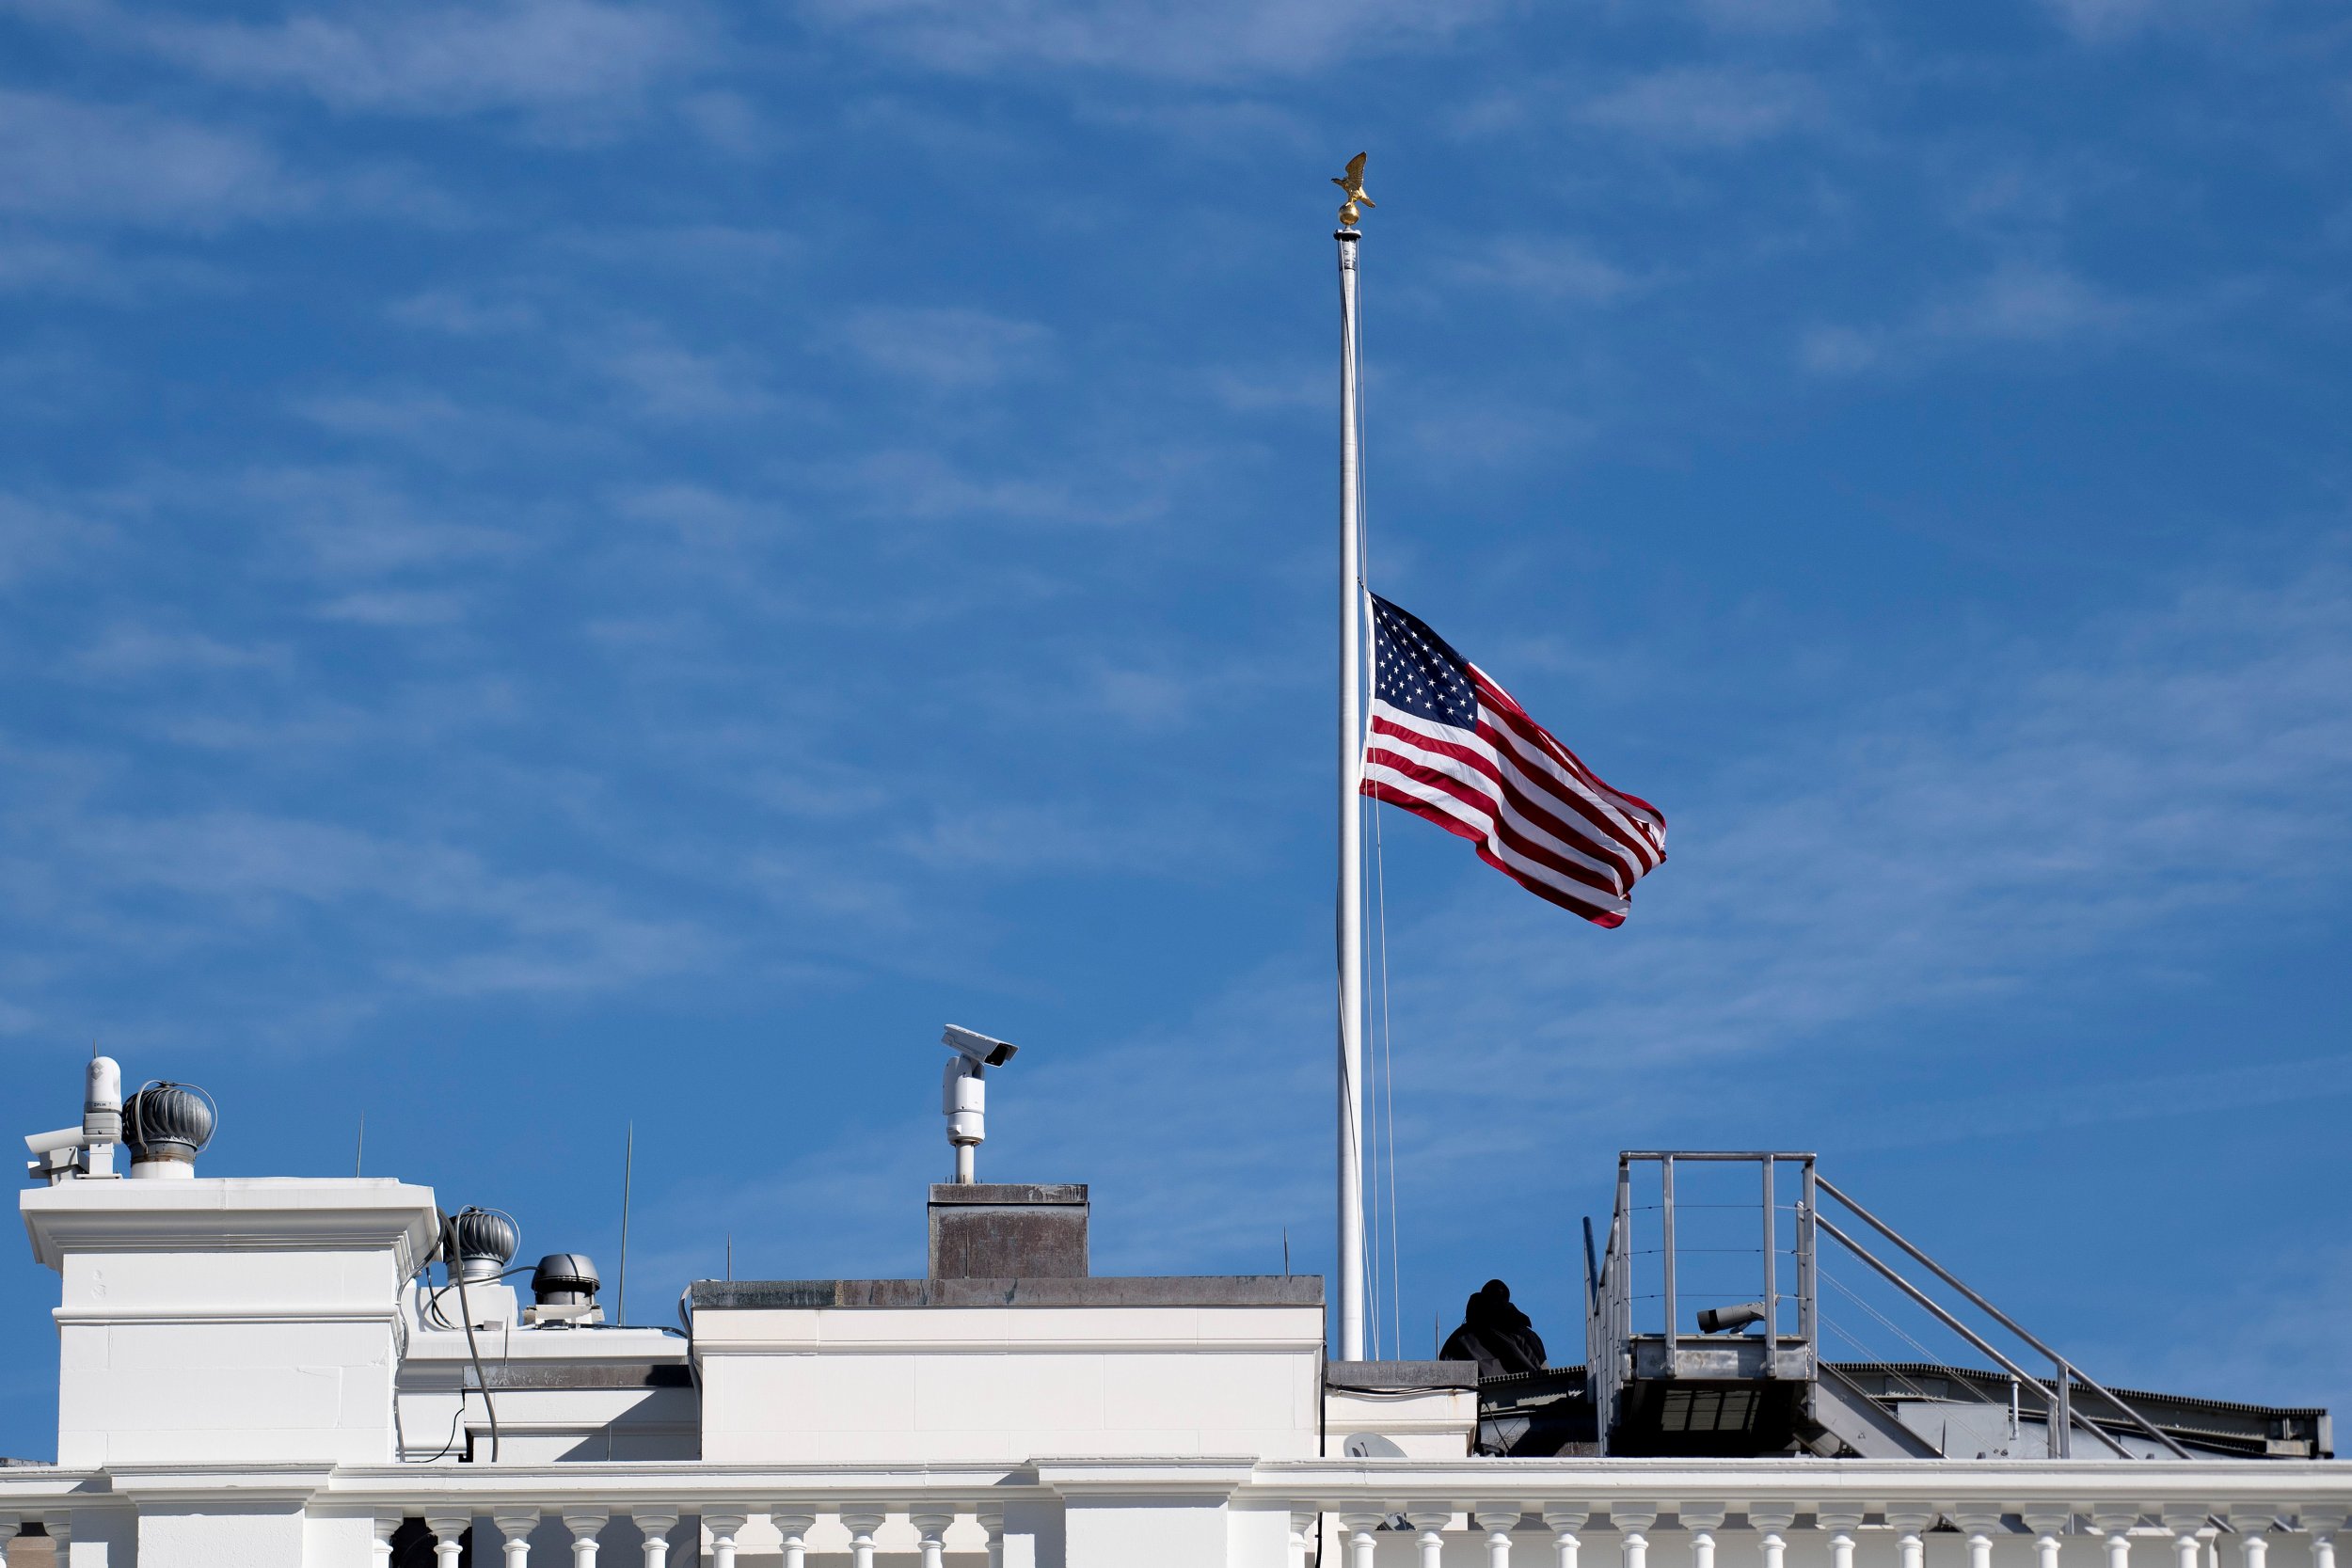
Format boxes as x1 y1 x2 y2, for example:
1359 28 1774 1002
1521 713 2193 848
124 1081 216 1180
938 1024 1018 1185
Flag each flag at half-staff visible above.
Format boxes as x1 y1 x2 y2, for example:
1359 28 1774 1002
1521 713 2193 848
1361 593 1666 926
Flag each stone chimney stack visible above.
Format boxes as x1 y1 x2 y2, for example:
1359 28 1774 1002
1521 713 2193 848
926 1181 1088 1278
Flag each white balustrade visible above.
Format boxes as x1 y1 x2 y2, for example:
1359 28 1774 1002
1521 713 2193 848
1956 1509 2003 1568
1818 1508 1864 1568
702 1512 748 1568
773 1511 816 1568
1546 1503 1590 1568
1477 1503 1523 1568
2231 1512 2279 1568
1340 1510 1386 1568
912 1508 953 1568
1 1454 2349 1568
629 1509 675 1568
494 1508 540 1568
2024 1507 2074 1568
1683 1503 1726 1568
840 1509 885 1568
1617 1502 1661 1568
2166 1509 2210 1568
1289 1508 1318 1568
561 1508 607 1568
1408 1507 1454 1568
426 1510 470 1568
2307 1512 2343 1568
1751 1505 1796 1568
1889 1505 1936 1568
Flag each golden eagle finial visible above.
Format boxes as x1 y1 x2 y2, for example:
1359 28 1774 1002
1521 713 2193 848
1332 151 1374 229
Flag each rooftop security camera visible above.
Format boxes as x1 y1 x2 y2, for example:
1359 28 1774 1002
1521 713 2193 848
942 1024 1018 1068
938 1024 1020 1184
1696 1302 1768 1336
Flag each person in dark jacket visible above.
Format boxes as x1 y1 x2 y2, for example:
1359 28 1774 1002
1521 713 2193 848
1439 1278 1547 1378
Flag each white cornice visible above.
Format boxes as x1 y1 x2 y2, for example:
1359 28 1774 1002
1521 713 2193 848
21 1179 439 1274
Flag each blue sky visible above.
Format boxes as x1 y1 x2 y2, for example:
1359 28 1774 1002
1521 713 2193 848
4 0 2351 1461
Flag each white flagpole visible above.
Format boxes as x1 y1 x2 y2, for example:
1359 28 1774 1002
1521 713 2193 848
1333 159 1370 1364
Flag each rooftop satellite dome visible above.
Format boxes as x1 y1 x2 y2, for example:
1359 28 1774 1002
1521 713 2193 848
124 1081 215 1180
447 1207 520 1283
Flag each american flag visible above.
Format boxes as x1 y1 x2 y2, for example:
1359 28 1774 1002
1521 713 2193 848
1360 594 1666 926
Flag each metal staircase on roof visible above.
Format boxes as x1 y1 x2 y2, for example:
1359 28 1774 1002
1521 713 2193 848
1583 1151 2193 1460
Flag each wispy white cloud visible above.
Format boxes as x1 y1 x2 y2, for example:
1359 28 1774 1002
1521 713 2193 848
587 322 784 421
1444 235 1643 305
2037 0 2262 42
1802 260 2137 374
832 306 1056 389
800 0 1504 82
0 90 301 229
0 492 114 587
235 466 524 578
69 626 286 680
17 0 712 122
1578 65 1825 149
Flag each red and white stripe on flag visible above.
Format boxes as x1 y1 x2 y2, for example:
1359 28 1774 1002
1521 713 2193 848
1359 594 1665 926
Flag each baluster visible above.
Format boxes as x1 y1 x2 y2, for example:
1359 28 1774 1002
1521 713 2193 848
2304 1512 2343 1568
2 1515 18 1568
1477 1505 1524 1568
2097 1510 2142 1568
1749 1506 1796 1568
427 1511 471 1568
45 1517 71 1568
561 1509 609 1568
2228 1511 2278 1568
1684 1504 1728 1568
841 1510 886 1568
1889 1506 1937 1568
1957 1510 2003 1568
1339 1511 1387 1568
912 1509 954 1568
773 1512 817 1568
493 1508 541 1568
702 1512 748 1568
977 1508 1005 1568
372 1514 404 1568
1408 1508 1455 1568
1289 1510 1318 1568
2161 1509 2207 1568
1616 1503 1661 1568
1818 1508 1866 1568
1545 1505 1591 1568
629 1511 676 1568
2024 1506 2074 1568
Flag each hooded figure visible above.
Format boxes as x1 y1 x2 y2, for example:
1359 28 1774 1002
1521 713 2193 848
1438 1278 1547 1378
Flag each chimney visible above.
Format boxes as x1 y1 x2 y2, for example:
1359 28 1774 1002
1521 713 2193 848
927 1182 1088 1279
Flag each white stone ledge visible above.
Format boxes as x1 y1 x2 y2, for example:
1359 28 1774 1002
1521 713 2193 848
1 1457 2346 1517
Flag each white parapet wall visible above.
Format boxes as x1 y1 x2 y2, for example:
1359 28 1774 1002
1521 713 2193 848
691 1276 1327 1465
20 1176 440 1468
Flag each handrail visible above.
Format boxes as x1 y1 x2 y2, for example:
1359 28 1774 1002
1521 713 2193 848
1815 1175 2194 1459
